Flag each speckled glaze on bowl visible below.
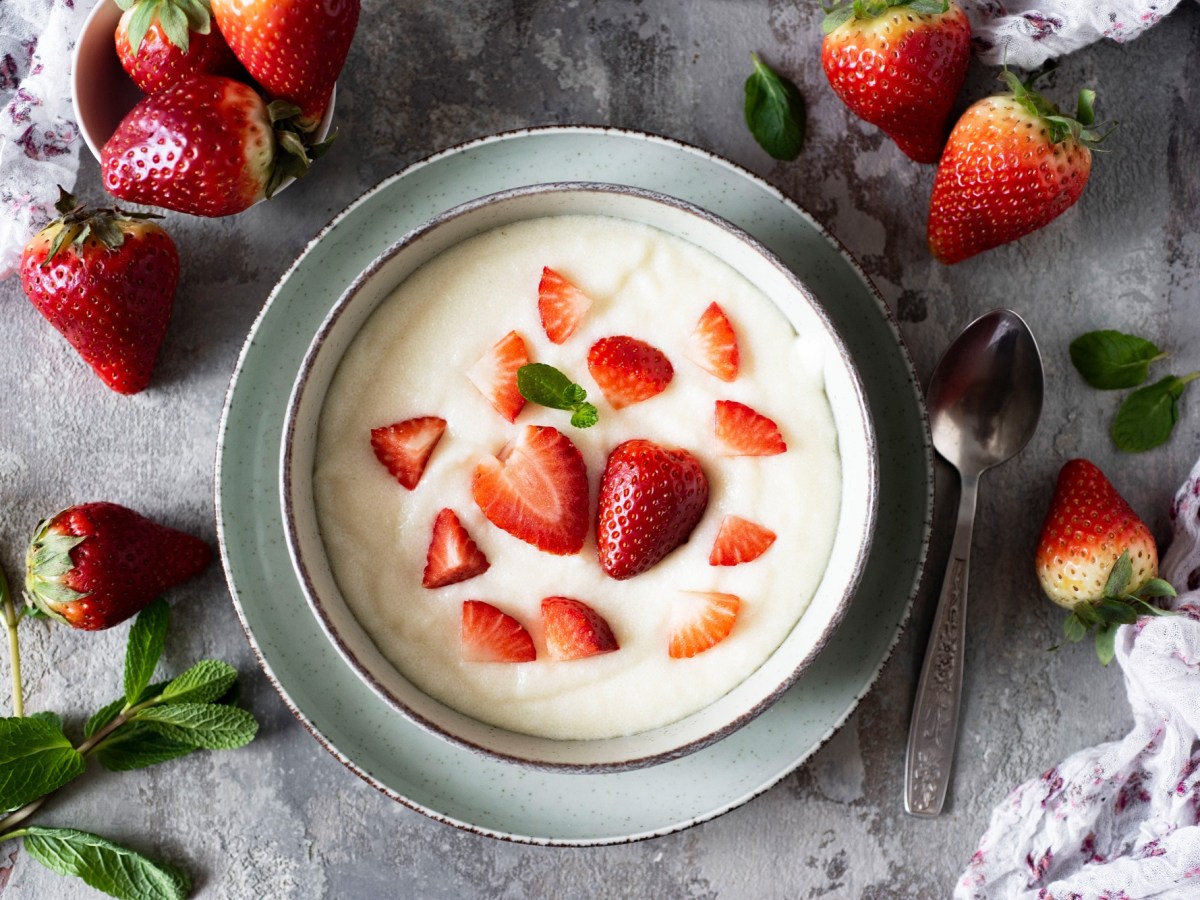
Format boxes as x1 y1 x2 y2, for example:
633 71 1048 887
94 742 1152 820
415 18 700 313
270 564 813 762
216 126 932 844
280 182 879 771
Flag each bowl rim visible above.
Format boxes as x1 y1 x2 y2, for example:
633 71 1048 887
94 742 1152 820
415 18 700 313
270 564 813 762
279 180 880 772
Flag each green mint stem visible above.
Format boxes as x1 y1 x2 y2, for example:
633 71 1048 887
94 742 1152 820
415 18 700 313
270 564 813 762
0 565 24 718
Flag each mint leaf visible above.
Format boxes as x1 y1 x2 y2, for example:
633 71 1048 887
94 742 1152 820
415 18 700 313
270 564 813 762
22 826 189 900
744 54 805 161
517 363 598 428
95 724 195 772
160 660 238 706
125 599 169 707
1102 550 1133 597
28 711 62 731
1095 624 1117 666
0 717 85 810
87 681 171 739
1069 330 1164 389
1112 375 1194 452
137 704 258 750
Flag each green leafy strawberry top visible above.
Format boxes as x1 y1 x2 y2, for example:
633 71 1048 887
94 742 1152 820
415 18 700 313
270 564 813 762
36 188 164 264
1001 66 1114 147
823 0 951 34
116 0 217 54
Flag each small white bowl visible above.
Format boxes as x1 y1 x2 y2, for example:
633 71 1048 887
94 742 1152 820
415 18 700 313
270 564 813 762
281 183 879 771
72 0 334 188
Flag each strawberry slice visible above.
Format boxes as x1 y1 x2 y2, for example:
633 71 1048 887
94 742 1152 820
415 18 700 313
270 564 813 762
714 400 787 456
370 416 447 490
587 335 674 409
467 331 529 423
538 267 592 344
709 515 777 566
460 600 536 663
687 302 739 382
541 596 620 660
422 509 490 589
472 425 589 555
669 592 740 659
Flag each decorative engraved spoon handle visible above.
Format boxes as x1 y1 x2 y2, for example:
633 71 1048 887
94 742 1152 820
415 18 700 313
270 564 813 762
905 472 979 817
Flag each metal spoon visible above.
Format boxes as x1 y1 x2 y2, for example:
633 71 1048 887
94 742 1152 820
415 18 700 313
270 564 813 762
904 308 1044 817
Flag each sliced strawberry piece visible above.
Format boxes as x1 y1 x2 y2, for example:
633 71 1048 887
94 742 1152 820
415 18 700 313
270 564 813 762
709 516 777 566
687 302 739 382
460 600 536 663
422 509 490 589
541 596 620 660
472 425 589 555
370 416 447 490
714 400 787 456
538 267 592 344
587 335 674 409
669 592 740 659
467 331 529 423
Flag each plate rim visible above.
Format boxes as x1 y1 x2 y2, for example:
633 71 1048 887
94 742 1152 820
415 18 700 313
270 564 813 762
214 123 933 845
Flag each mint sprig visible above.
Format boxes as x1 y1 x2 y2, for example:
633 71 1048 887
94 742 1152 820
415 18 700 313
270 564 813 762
517 363 598 428
744 54 805 161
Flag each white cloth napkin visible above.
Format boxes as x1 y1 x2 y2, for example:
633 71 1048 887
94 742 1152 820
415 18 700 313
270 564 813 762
956 458 1200 899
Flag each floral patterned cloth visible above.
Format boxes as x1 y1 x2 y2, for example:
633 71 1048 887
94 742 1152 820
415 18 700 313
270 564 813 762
957 459 1200 899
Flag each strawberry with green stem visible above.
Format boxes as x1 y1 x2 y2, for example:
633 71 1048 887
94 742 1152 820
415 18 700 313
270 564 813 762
115 0 241 94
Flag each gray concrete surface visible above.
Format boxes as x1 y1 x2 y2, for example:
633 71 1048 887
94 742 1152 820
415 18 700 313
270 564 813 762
1 1 1198 897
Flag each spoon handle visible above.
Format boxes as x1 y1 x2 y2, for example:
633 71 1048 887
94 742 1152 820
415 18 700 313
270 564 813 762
904 472 979 817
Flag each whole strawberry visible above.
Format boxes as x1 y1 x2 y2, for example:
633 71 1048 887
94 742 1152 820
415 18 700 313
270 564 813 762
24 503 212 631
115 0 241 94
1036 459 1174 664
211 0 360 129
928 72 1106 264
102 75 325 217
597 439 708 580
19 189 179 395
822 0 970 164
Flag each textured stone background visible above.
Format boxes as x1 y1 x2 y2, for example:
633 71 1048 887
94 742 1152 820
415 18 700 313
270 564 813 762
1 1 1199 897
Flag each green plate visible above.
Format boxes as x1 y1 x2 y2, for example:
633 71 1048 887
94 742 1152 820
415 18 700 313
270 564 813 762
215 127 932 845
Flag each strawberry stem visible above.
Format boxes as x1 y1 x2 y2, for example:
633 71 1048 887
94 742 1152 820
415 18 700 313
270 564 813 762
0 565 24 718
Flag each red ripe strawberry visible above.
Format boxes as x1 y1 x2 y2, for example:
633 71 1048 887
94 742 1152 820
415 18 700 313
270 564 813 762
370 416 446 490
669 592 740 659
1036 459 1173 664
687 302 739 383
24 503 211 631
115 0 241 94
714 400 787 456
467 331 529 423
19 190 178 395
460 600 536 663
821 0 970 164
211 0 360 128
541 597 619 661
596 439 708 580
101 75 323 218
709 516 776 566
587 336 674 409
422 509 489 589
472 425 589 555
538 267 591 345
929 74 1103 264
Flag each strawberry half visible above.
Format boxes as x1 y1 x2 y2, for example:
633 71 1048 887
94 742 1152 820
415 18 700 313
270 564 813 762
115 0 241 94
686 302 739 382
714 400 787 456
24 502 212 631
460 600 536 663
709 516 776 567
19 190 179 395
587 335 674 409
423 509 489 589
541 597 619 661
596 439 709 580
472 425 589 555
370 416 446 490
669 592 740 659
538 267 591 344
467 331 529 423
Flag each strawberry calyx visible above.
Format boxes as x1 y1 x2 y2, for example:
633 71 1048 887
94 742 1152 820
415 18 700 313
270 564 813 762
23 514 87 626
38 187 163 266
1001 67 1115 148
116 0 215 54
265 101 337 196
1059 550 1176 665
822 0 949 34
